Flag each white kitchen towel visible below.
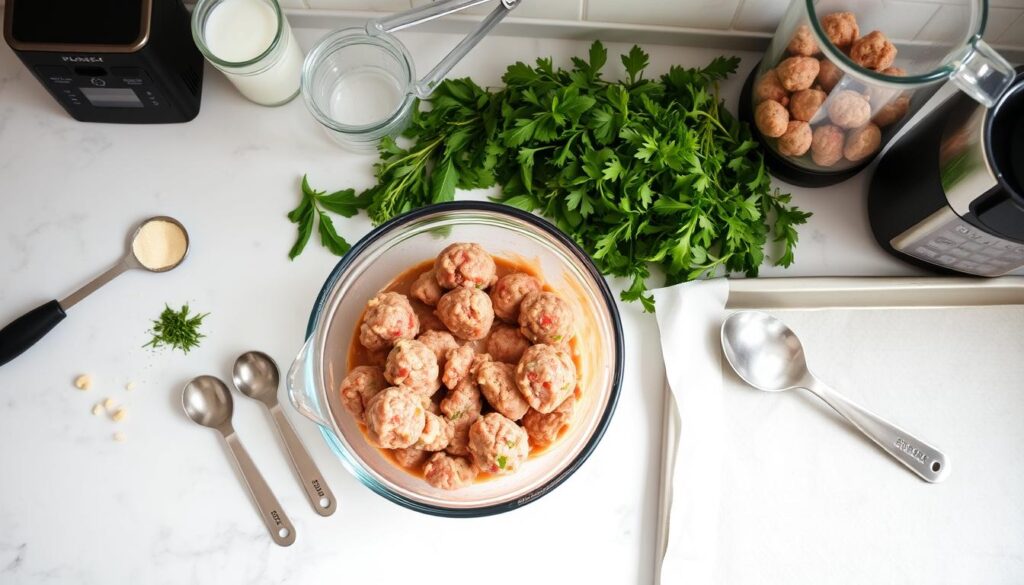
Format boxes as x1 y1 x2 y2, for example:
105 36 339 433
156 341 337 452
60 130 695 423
652 279 1024 585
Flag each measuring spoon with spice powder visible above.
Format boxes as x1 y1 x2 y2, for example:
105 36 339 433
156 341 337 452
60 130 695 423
0 216 190 366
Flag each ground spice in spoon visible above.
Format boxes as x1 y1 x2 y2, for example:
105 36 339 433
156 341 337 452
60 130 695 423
132 220 187 270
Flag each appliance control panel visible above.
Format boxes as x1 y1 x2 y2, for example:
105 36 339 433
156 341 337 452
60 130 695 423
893 209 1024 276
33 65 164 111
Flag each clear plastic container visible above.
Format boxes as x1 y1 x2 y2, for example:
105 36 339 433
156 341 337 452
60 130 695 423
741 0 1015 187
286 202 623 517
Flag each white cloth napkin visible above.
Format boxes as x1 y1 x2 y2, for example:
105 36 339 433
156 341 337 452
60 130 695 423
652 279 1024 585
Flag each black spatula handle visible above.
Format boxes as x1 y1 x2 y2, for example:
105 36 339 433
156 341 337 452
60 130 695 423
0 300 66 367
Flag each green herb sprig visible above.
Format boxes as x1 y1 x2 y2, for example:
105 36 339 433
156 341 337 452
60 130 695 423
143 304 209 354
288 176 370 259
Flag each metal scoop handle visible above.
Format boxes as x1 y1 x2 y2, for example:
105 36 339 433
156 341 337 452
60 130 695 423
371 0 519 98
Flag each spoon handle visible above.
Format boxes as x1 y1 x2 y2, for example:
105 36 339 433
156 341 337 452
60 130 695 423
806 378 949 483
269 404 337 516
223 433 297 546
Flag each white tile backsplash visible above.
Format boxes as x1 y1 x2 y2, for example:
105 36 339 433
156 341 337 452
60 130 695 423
998 11 1024 43
587 0 743 29
732 0 789 32
306 0 410 10
411 0 581 19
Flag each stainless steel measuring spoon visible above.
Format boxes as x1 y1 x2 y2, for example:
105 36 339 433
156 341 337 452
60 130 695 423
182 376 297 546
720 310 950 483
0 216 189 367
232 351 336 517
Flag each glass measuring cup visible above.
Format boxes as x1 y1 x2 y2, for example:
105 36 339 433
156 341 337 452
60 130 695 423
302 0 519 152
740 0 1015 187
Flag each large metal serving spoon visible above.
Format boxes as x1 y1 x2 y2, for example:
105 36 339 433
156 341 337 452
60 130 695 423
232 351 336 516
182 376 297 546
720 311 949 483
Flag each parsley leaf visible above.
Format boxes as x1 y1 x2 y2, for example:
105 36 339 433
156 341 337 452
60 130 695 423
288 175 360 260
496 455 508 469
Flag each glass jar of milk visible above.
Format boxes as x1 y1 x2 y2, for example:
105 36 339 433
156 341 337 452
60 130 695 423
191 0 304 106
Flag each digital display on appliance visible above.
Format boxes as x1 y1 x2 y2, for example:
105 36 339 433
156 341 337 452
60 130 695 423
79 87 143 108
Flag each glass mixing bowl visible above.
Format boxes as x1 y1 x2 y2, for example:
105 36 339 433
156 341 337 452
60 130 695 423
287 202 624 517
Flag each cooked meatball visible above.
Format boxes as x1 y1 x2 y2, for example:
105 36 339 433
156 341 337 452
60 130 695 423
519 291 574 345
436 287 494 340
364 387 425 449
873 94 910 127
468 413 530 475
440 379 484 456
486 323 532 364
477 361 530 421
423 452 478 490
787 24 819 56
827 90 871 129
843 123 882 162
359 292 420 351
391 446 429 469
410 270 444 306
522 396 576 448
789 88 826 122
515 344 577 414
755 100 789 138
777 121 813 157
339 365 388 422
850 30 896 71
753 69 790 106
490 272 543 323
811 124 845 167
384 339 440 395
816 59 843 92
434 243 497 290
776 56 820 92
413 412 454 451
416 330 460 368
820 11 859 50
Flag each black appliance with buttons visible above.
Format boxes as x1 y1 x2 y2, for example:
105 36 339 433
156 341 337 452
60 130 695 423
868 67 1024 277
3 0 203 123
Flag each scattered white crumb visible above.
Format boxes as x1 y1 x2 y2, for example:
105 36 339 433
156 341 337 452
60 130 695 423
101 398 115 410
74 374 92 391
111 408 127 422
112 432 126 443
91 404 104 416
125 381 136 391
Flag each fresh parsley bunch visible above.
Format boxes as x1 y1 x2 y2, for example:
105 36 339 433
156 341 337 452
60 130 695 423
292 42 810 311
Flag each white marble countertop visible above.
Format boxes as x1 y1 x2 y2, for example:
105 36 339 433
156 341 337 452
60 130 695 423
0 26 938 585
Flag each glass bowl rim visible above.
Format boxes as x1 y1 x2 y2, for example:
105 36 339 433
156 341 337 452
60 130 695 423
302 201 625 517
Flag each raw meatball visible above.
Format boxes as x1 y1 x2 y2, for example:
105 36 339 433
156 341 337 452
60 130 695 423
755 100 790 138
522 396 576 448
436 287 494 340
816 59 843 92
789 88 826 122
843 123 882 162
416 330 459 368
519 291 574 345
339 365 387 421
413 412 454 451
468 413 530 475
515 344 577 414
821 11 859 50
384 339 440 395
442 346 490 389
434 243 497 290
486 323 532 364
391 447 429 469
364 387 425 449
359 292 420 351
410 270 444 306
811 124 845 167
787 24 819 56
776 56 820 92
423 452 478 490
777 121 813 157
477 361 530 421
873 94 910 127
753 69 790 106
441 379 484 456
827 90 871 129
882 66 906 77
362 347 390 368
850 31 896 71
490 272 543 323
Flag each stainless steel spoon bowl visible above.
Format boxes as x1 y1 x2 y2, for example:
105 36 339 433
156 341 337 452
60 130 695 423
233 351 336 516
182 376 297 546
721 311 950 483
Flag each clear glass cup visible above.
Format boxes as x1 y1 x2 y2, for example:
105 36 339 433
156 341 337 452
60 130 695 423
191 0 304 106
286 202 624 517
743 0 1015 187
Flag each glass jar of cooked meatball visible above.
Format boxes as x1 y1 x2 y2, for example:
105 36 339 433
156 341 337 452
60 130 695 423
740 0 1015 187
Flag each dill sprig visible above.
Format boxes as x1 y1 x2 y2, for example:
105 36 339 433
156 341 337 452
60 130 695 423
143 304 209 354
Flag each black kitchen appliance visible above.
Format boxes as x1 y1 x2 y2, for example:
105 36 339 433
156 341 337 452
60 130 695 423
3 0 203 123
868 67 1024 276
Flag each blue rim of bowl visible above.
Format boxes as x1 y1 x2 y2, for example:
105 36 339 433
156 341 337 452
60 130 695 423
303 201 625 517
